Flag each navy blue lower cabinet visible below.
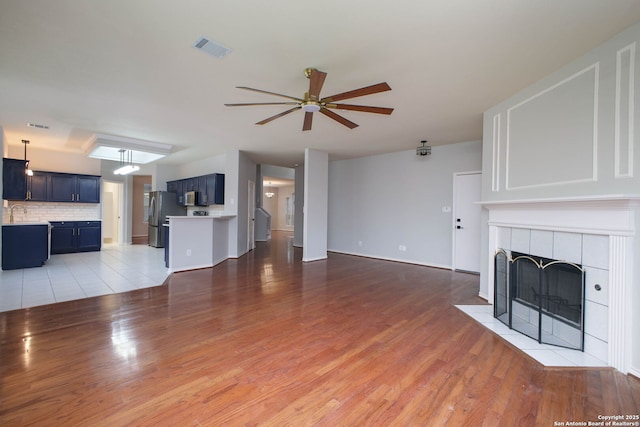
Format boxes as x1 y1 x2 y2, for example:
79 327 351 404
2 224 49 270
50 221 76 254
50 221 101 254
77 221 101 252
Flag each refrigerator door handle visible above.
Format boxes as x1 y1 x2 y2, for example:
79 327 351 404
149 195 157 226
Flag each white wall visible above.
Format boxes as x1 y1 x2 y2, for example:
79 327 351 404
261 164 295 180
276 185 295 231
294 165 304 247
8 145 100 175
328 140 482 268
177 153 226 179
1 128 4 264
224 150 256 258
303 149 328 262
481 22 640 376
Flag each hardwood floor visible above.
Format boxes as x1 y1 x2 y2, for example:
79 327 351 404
1 231 638 426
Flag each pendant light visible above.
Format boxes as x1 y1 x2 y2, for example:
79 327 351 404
113 149 140 175
416 140 431 156
22 139 33 176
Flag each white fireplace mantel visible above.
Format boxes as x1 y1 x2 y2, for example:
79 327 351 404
481 194 639 374
482 194 640 235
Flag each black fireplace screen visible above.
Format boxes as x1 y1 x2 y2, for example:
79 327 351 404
495 250 585 351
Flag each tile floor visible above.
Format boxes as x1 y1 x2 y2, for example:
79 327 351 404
455 305 608 368
0 244 169 312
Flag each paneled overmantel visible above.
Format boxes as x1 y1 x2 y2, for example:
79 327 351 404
481 195 639 373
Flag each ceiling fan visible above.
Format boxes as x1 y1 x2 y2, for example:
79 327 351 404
224 68 393 131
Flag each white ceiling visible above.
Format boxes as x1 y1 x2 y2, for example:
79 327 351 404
2 0 640 168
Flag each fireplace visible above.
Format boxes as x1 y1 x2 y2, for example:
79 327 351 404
483 197 639 373
494 250 585 350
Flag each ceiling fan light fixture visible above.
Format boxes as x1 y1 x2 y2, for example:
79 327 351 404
302 102 321 113
416 140 432 156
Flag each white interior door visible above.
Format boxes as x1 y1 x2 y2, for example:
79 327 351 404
248 180 255 251
453 172 482 272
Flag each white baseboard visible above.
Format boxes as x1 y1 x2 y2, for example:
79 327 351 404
327 248 452 270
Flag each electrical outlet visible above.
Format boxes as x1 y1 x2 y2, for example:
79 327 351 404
186 249 192 256
398 245 407 252
358 241 363 247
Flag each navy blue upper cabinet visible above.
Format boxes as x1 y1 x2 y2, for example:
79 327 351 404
167 173 224 206
2 158 28 200
48 173 100 203
2 161 100 203
206 173 225 205
76 175 100 203
176 180 186 205
27 171 48 201
48 173 76 202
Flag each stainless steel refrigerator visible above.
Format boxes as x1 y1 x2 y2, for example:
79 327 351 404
148 191 185 248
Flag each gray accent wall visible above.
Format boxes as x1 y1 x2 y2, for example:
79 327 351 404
482 23 640 202
328 140 482 268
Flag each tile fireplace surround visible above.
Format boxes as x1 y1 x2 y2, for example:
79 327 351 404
482 196 639 374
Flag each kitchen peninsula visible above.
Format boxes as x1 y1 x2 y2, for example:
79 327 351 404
165 214 235 273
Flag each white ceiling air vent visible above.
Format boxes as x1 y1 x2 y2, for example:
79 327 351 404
27 123 49 130
193 37 231 59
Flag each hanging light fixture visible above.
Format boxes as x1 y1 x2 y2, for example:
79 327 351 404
416 140 432 156
21 139 34 176
113 149 140 175
264 182 275 198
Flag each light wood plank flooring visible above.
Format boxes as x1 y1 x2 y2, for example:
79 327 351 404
1 231 638 425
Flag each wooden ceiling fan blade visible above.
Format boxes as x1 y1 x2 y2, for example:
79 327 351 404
308 69 327 100
319 108 358 129
302 112 313 131
255 106 301 125
225 102 300 107
326 103 394 115
236 86 304 102
321 82 391 102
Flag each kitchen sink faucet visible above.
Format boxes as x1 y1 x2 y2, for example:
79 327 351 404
9 204 27 224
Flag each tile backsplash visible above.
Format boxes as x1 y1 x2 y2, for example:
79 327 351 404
3 202 100 223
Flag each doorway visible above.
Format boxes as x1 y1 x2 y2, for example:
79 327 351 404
452 171 482 272
132 175 152 244
102 181 124 245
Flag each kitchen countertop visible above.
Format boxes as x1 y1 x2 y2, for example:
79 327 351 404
167 214 235 220
3 222 51 226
